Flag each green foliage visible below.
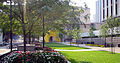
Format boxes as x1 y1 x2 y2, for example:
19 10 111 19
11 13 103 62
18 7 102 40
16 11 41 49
100 17 120 37
72 28 82 40
0 0 89 40
100 24 108 37
88 23 96 38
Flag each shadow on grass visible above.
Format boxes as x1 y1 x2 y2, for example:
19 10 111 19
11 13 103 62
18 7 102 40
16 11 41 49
45 43 90 49
69 58 92 63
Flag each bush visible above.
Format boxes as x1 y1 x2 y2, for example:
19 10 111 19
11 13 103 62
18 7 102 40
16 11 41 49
35 47 43 50
72 42 76 44
86 44 104 47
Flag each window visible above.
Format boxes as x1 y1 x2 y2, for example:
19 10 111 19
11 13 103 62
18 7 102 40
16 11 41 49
107 8 108 17
111 0 113 4
107 0 108 6
116 4 118 15
111 6 113 16
103 9 105 19
103 0 105 8
115 0 118 15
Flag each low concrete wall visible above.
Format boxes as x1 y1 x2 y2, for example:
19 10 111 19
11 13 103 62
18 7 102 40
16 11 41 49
17 44 35 51
77 37 120 47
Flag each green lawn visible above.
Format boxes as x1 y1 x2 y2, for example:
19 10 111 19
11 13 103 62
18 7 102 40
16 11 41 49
59 51 120 63
45 43 89 50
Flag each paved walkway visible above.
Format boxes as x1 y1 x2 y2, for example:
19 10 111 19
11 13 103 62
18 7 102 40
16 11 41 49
0 42 120 55
0 49 10 55
54 49 102 51
59 42 120 53
0 45 10 55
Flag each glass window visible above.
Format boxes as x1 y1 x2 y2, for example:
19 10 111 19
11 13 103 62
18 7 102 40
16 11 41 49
107 8 108 17
116 4 118 15
107 0 108 6
111 6 113 16
111 0 113 4
103 9 105 19
103 0 105 8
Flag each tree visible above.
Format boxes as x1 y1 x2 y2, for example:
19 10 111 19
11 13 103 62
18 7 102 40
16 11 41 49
1 0 81 42
100 16 120 54
106 17 120 54
100 24 109 47
88 23 96 43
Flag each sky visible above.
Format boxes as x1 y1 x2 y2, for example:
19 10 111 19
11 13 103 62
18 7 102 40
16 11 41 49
70 0 97 22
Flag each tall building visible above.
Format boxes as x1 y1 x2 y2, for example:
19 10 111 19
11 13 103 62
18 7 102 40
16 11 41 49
96 0 120 22
96 0 102 23
102 0 120 21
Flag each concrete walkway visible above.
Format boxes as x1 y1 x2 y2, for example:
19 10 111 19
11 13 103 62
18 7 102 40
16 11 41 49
59 42 120 53
0 49 10 55
54 49 102 51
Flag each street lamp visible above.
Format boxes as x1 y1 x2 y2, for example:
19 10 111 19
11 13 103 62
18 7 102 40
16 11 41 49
43 15 45 48
10 0 13 52
23 0 26 63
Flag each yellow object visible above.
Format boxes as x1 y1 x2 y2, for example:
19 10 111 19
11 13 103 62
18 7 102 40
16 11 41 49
45 31 61 42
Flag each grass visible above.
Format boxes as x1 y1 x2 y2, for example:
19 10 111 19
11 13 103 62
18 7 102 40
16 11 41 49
45 43 89 50
59 51 120 63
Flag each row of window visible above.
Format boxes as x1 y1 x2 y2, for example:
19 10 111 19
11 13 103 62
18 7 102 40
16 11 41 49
103 0 119 19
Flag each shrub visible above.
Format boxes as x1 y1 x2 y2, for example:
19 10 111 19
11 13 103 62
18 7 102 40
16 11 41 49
35 47 43 50
72 42 76 44
86 44 104 47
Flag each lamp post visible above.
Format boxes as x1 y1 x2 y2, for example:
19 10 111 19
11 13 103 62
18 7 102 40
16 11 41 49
23 0 26 63
23 0 26 53
10 0 13 52
43 15 45 48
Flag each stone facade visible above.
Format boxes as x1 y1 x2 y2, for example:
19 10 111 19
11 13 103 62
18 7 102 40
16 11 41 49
77 37 120 47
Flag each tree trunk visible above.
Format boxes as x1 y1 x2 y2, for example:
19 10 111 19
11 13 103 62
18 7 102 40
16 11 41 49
28 32 31 44
23 26 26 52
70 39 72 46
105 37 106 47
111 35 114 54
91 37 92 43
70 41 71 46
38 36 39 42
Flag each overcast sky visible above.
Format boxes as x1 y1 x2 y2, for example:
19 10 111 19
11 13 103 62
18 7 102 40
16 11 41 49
70 0 97 22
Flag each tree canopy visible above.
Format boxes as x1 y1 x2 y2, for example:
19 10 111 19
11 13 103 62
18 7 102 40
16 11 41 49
0 0 88 42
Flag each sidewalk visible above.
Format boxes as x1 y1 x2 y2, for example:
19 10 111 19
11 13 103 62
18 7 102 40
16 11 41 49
54 49 101 51
0 49 10 55
60 42 120 53
0 45 17 56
